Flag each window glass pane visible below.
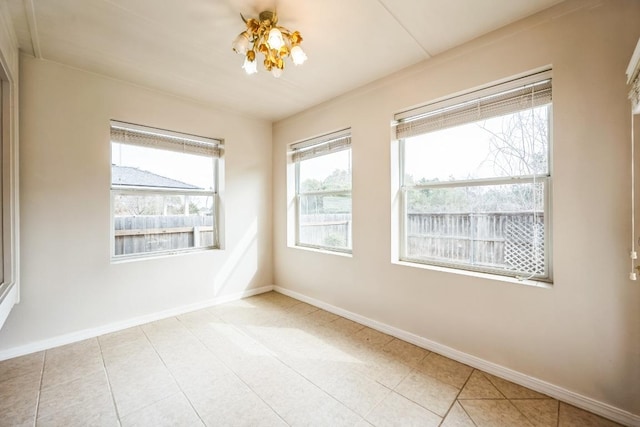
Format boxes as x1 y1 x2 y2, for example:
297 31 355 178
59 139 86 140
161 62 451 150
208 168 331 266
405 182 545 276
407 182 545 214
113 194 216 256
111 130 219 259
0 81 3 284
299 193 351 250
298 150 351 192
112 143 214 190
399 74 551 280
296 146 352 252
404 105 549 184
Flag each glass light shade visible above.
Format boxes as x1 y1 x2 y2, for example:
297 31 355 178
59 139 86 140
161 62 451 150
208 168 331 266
232 33 250 55
271 67 283 78
267 28 285 50
291 46 307 65
242 57 258 75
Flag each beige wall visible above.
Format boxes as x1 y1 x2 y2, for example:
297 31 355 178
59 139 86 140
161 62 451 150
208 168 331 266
273 0 640 416
0 55 273 351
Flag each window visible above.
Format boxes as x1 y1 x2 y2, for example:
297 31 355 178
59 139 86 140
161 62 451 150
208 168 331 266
110 121 223 260
393 71 552 280
291 129 352 253
0 63 19 330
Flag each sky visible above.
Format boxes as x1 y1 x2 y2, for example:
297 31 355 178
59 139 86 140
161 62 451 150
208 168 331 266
298 107 548 184
112 107 547 191
405 122 494 182
112 143 214 190
298 149 351 183
404 107 548 182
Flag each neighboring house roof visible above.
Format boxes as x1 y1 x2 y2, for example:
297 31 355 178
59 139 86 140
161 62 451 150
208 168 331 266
111 165 201 190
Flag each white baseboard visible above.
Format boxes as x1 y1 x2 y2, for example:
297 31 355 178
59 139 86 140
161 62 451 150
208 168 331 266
274 286 640 427
0 285 274 362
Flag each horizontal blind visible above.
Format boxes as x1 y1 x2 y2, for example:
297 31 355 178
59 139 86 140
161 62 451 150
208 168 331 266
290 129 351 162
627 39 640 113
394 76 552 140
110 121 222 157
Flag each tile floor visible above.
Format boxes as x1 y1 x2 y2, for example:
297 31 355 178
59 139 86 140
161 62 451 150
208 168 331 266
0 291 624 426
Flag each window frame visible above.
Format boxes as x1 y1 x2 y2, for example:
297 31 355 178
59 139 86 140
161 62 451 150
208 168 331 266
0 54 19 330
109 120 223 261
394 71 553 282
290 129 353 254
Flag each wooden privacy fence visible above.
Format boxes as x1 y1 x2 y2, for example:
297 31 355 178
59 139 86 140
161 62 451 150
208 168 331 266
114 215 215 256
406 211 545 274
299 213 351 248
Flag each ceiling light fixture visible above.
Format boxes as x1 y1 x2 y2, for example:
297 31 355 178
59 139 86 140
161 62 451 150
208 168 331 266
232 10 307 78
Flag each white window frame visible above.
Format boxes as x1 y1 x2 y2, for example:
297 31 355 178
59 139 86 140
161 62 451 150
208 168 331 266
393 70 553 281
289 129 352 254
0 47 19 330
110 120 223 261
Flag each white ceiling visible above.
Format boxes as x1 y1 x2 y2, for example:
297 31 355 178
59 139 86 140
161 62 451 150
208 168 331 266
5 0 564 121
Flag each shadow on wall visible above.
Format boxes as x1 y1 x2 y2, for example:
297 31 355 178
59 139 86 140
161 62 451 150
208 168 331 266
214 217 259 297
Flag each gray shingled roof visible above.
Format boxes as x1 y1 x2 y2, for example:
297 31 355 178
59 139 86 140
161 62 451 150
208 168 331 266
111 165 201 189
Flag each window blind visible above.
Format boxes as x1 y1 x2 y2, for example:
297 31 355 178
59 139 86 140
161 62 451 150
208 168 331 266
110 121 222 157
631 77 640 114
627 38 640 114
290 129 351 162
394 73 552 140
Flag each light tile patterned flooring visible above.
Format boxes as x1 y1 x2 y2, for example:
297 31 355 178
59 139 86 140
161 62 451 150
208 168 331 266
0 291 623 426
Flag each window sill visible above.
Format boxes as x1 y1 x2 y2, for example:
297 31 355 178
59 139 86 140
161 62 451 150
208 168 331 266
289 244 353 258
111 247 219 264
392 259 553 289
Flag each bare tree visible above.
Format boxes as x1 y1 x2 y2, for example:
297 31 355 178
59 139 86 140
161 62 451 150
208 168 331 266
477 105 550 210
479 106 549 176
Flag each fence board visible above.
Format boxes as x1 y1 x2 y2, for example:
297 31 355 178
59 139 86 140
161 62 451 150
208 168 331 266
114 215 215 256
406 211 544 274
299 213 351 249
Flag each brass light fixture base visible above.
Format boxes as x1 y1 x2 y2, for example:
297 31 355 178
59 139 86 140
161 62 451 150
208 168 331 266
258 11 276 23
